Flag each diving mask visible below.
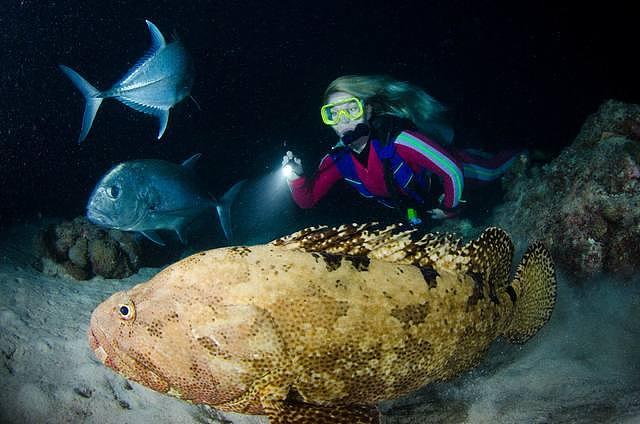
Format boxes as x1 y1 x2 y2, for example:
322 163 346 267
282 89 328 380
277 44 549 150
320 97 364 125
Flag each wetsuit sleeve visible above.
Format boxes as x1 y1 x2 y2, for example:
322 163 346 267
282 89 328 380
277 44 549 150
394 130 464 209
287 154 342 208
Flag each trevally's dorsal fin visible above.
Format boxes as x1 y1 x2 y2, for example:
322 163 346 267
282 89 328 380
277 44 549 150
145 20 166 52
114 20 167 88
270 222 463 267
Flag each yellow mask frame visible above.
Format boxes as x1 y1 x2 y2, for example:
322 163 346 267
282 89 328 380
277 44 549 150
320 97 364 125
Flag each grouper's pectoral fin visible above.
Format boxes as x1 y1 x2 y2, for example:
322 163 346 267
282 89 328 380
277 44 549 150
265 401 380 424
255 379 380 423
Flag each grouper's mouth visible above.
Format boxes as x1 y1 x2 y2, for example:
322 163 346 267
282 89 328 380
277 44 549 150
87 325 170 393
88 327 110 365
88 326 119 370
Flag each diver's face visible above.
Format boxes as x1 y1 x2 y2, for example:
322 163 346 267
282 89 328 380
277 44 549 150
326 92 371 138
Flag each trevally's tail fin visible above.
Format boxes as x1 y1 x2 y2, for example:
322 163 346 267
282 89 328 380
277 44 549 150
59 65 103 143
215 180 247 241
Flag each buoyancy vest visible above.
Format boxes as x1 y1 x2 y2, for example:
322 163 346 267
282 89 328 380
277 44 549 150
330 138 430 208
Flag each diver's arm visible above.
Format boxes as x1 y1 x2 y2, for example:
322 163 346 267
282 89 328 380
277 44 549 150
288 154 342 208
394 130 464 209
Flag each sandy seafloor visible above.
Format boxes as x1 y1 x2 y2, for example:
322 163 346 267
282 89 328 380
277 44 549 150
1 222 640 424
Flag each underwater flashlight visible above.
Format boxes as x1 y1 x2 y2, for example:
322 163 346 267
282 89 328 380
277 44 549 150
282 164 294 179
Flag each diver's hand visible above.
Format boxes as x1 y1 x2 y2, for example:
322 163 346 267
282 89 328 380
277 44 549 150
281 151 303 180
428 206 463 220
431 194 467 219
428 208 450 220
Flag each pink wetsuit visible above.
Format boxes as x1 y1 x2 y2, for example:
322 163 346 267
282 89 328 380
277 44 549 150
289 130 519 210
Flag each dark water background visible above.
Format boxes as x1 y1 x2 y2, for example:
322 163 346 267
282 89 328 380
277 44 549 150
1 4 639 422
0 0 637 234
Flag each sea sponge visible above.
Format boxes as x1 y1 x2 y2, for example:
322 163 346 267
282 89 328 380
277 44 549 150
36 217 149 280
88 238 128 278
68 238 88 268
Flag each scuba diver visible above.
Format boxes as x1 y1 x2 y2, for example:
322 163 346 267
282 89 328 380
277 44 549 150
282 75 523 225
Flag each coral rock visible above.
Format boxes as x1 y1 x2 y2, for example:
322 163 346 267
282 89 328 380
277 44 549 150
492 100 640 281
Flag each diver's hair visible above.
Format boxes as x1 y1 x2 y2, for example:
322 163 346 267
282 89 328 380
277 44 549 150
324 75 454 145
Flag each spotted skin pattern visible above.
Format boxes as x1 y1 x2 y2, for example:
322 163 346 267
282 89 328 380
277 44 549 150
88 223 556 423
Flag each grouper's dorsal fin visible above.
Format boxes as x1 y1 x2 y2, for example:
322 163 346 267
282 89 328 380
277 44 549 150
462 227 514 288
413 231 464 269
271 222 463 267
271 222 414 260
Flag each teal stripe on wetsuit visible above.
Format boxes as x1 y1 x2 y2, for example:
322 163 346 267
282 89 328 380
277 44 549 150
395 132 463 207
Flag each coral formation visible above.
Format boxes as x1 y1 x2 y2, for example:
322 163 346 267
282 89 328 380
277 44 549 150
492 100 640 280
35 217 146 279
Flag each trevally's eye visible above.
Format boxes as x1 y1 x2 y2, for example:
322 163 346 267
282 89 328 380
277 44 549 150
117 303 136 321
106 185 120 199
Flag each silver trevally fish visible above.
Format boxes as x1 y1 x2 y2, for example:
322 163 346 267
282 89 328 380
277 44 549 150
87 154 244 246
60 20 194 143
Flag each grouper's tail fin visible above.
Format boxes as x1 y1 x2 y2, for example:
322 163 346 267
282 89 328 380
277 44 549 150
503 242 557 344
59 65 103 144
215 179 247 241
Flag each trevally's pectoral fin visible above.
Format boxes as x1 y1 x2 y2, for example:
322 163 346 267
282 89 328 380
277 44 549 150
175 226 188 245
140 230 166 246
181 153 202 170
148 207 198 217
189 95 202 111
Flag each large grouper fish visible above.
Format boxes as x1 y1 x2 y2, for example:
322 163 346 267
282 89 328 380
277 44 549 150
88 222 556 423
59 20 194 143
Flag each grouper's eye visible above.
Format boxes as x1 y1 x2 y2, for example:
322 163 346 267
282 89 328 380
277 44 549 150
117 303 136 321
106 185 120 199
